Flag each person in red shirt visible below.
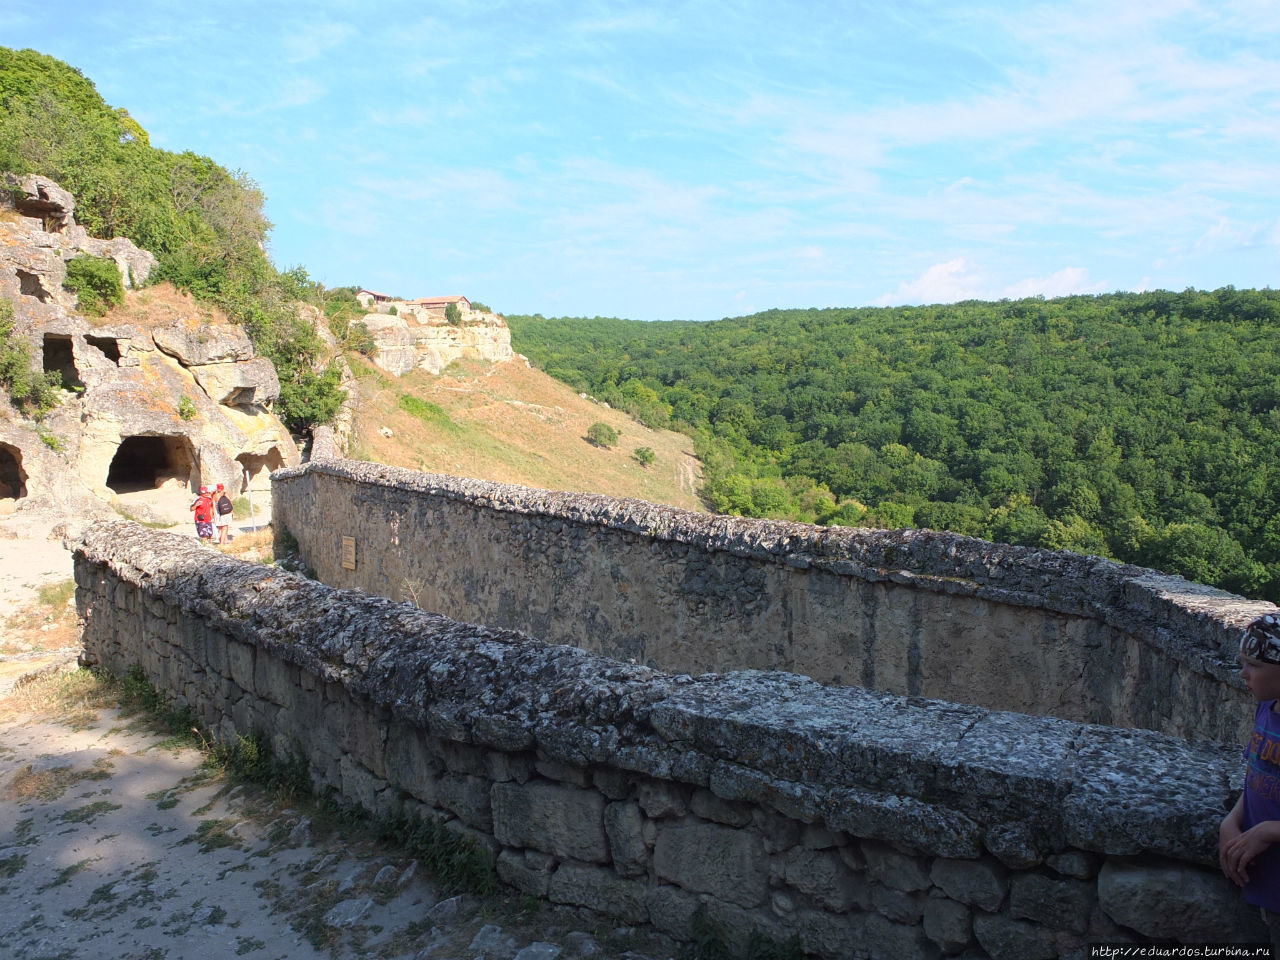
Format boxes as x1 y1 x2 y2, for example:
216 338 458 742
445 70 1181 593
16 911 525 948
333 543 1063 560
190 486 214 541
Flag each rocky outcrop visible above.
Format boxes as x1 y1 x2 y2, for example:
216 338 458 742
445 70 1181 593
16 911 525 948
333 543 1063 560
0 174 157 325
364 309 513 376
0 176 299 516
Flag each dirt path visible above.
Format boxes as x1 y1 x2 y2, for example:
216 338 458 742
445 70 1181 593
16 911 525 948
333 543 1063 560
0 675 677 960
0 509 679 960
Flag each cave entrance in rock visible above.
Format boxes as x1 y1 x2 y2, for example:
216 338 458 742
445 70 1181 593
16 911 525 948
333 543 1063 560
237 448 286 494
106 435 196 494
85 335 121 364
0 443 27 501
42 334 84 391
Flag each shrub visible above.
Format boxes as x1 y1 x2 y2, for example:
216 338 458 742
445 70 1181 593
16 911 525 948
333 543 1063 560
586 421 618 448
177 395 197 420
63 255 124 317
633 446 655 467
345 321 376 357
0 299 61 417
444 301 462 325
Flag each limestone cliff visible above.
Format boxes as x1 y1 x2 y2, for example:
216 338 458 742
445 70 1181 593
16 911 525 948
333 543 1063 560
0 175 299 519
362 307 513 376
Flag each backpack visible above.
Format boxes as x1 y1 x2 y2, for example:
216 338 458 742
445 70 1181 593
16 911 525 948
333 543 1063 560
217 494 233 516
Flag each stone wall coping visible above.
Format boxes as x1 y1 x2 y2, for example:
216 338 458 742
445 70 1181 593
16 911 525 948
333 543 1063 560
274 461 1272 679
77 521 1244 868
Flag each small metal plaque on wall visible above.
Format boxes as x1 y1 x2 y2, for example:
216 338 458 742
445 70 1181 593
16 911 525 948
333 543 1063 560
341 536 357 571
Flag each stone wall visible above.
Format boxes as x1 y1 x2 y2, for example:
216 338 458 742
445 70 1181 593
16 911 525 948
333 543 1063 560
73 523 1267 958
272 461 1267 745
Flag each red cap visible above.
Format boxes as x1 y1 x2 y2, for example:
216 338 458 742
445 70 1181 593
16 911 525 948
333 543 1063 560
216 483 225 490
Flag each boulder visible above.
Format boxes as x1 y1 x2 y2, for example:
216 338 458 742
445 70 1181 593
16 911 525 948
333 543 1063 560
154 321 255 365
189 358 281 405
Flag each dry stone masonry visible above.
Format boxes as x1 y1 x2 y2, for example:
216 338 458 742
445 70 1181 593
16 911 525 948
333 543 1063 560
272 460 1265 746
75 521 1269 958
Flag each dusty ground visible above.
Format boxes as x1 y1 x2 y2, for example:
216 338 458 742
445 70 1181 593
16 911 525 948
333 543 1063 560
0 671 676 960
0 497 679 960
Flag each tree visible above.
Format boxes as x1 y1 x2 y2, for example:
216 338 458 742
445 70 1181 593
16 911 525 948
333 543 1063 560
445 301 462 325
586 422 618 448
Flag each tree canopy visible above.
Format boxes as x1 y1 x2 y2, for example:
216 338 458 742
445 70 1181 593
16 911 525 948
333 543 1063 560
509 288 1280 601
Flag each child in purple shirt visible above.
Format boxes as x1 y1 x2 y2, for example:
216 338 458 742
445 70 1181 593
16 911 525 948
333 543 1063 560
1222 612 1280 945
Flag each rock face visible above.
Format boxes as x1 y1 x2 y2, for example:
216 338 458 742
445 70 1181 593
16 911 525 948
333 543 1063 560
363 308 513 376
0 176 299 516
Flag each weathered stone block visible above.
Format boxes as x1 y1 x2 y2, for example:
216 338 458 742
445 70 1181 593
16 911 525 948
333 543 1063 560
486 751 534 784
863 913 937 960
638 780 687 818
923 894 971 953
226 639 254 692
1046 850 1099 880
535 757 592 787
863 840 931 892
437 774 492 831
791 909 864 960
753 808 802 853
653 819 768 908
985 821 1044 868
339 755 386 812
690 788 752 826
870 883 925 923
972 913 1058 960
783 847 867 911
931 857 1008 911
646 883 699 940
497 848 554 897
1010 873 1094 933
492 781 608 863
604 801 648 878
385 724 442 802
253 652 297 709
348 716 386 783
548 863 648 924
1097 861 1269 942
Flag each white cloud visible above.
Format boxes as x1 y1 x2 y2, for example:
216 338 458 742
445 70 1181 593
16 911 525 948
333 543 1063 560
877 259 985 305
1000 267 1104 299
878 260 1104 305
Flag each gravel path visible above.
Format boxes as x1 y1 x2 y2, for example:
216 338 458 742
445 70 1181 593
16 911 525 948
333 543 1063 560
0 687 681 960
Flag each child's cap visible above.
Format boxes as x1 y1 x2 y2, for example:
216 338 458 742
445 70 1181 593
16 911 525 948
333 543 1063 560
1242 613 1280 665
199 485 210 494
216 483 225 490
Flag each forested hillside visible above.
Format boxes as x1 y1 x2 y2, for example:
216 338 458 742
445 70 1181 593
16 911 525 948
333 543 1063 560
0 48 342 430
509 289 1280 600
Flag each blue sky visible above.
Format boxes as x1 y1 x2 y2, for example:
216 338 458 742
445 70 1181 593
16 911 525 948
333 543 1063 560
4 1 1279 320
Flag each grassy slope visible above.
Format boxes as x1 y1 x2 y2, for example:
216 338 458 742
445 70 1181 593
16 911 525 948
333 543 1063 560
347 356 705 513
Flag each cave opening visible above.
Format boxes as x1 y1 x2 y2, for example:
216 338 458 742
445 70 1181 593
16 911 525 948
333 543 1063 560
106 435 196 494
42 334 83 391
0 443 27 500
85 335 122 364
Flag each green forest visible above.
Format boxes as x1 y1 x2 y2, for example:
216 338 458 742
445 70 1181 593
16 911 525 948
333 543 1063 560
509 289 1280 601
0 47 343 430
